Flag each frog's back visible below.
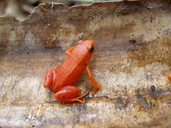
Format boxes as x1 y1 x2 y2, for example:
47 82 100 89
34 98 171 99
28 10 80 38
50 57 85 92
50 40 94 92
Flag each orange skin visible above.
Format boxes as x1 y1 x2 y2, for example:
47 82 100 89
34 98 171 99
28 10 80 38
168 73 171 81
43 40 101 103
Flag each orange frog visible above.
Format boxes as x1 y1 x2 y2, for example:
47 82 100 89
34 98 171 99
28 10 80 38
43 40 101 103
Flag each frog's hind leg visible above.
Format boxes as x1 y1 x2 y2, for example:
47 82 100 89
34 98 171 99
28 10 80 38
54 85 91 103
43 68 58 88
43 69 53 88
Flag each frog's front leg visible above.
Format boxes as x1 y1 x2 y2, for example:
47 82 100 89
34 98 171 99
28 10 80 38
54 85 91 103
65 46 75 56
85 65 101 94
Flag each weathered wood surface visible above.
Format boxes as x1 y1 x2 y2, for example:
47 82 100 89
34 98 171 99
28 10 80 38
0 1 171 128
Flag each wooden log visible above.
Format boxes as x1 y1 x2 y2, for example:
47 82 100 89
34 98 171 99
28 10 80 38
0 1 171 127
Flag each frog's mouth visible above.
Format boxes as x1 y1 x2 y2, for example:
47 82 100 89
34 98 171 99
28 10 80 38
89 46 94 52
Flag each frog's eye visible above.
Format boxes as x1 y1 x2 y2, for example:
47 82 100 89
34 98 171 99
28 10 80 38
90 46 94 52
87 45 94 52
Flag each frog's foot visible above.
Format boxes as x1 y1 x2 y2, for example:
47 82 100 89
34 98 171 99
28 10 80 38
92 85 101 95
73 89 91 103
54 85 91 103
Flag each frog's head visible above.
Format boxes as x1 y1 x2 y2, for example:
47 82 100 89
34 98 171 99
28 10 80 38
75 40 95 63
77 40 94 53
